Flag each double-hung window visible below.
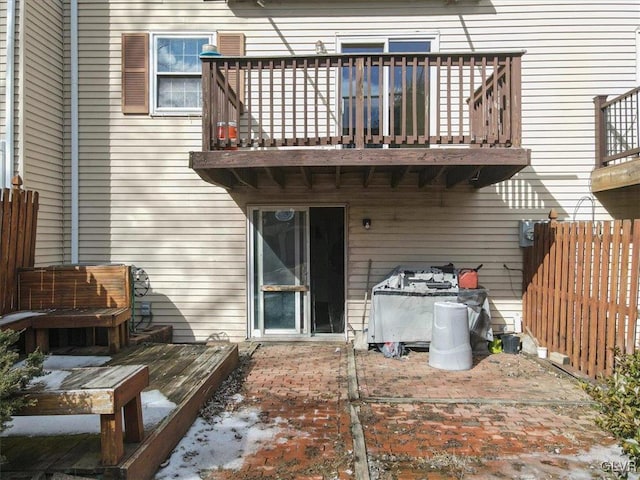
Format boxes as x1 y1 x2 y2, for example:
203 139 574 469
152 34 214 115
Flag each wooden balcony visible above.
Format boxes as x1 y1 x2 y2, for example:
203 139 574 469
591 87 640 192
189 51 530 190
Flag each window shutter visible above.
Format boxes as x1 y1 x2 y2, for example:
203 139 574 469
122 33 149 114
217 33 245 102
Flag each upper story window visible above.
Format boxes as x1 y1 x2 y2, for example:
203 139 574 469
152 34 214 115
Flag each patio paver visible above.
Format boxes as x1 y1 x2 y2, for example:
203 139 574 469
205 343 354 480
202 343 631 480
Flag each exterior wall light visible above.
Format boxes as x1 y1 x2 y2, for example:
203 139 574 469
363 218 371 230
315 40 327 54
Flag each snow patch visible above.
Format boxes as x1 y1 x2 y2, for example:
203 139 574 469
154 407 284 480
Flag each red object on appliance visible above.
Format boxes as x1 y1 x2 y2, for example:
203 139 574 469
458 264 483 289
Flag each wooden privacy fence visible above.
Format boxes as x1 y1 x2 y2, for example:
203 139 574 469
0 176 39 315
523 218 640 379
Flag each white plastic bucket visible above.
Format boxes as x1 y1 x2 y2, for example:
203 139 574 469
429 302 473 371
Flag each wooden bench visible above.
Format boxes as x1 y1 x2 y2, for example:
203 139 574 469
17 364 149 465
3 264 132 353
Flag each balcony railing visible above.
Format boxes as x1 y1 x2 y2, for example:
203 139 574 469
201 51 523 152
595 87 640 167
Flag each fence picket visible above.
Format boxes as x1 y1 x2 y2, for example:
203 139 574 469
545 222 558 349
606 221 622 373
582 223 594 374
557 223 569 351
597 222 611 374
574 222 587 370
551 222 561 350
565 223 577 361
588 223 603 377
540 223 551 344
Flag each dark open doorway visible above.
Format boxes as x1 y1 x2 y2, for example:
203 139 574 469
310 207 345 334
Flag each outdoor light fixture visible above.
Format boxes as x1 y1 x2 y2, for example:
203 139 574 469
363 218 371 230
315 40 327 54
256 0 266 7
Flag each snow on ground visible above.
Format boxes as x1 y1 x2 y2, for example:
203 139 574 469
154 398 286 480
41 354 111 369
2 355 176 437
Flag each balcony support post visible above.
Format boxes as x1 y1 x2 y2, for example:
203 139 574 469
594 95 608 167
202 61 213 151
510 55 522 147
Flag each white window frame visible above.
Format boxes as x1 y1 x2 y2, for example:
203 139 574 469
150 32 215 116
335 32 440 138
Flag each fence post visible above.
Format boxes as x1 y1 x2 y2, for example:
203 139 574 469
546 208 559 349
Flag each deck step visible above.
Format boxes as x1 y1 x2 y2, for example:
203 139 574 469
129 325 173 345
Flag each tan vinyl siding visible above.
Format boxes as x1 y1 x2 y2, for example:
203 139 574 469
68 1 639 342
22 0 64 265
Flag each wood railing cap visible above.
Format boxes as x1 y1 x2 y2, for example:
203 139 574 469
200 49 528 63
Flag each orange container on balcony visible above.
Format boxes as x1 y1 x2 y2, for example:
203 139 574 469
217 121 238 150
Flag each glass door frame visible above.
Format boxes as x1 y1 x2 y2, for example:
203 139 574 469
335 33 440 143
248 206 311 338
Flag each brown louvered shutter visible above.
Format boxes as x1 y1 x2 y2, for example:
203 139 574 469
122 33 149 114
217 33 246 102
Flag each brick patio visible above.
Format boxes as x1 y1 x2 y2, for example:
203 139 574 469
202 343 629 480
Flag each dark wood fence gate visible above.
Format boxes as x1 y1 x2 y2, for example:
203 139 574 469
523 218 640 379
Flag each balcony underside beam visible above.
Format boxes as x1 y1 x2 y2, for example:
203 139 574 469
590 157 640 193
190 147 530 190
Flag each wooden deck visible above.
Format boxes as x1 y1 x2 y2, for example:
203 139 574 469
0 342 239 480
191 50 530 191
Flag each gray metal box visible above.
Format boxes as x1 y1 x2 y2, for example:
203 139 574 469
518 220 536 247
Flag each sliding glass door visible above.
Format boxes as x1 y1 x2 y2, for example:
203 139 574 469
249 206 346 338
339 37 433 142
251 208 309 334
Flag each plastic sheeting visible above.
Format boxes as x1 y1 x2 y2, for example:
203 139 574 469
366 266 493 351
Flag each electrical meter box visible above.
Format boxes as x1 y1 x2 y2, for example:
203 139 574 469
518 220 536 247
